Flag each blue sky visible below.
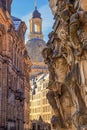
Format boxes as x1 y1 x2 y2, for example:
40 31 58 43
11 0 54 42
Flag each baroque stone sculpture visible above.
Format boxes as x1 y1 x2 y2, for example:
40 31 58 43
42 0 87 130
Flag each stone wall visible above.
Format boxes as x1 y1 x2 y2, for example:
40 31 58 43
0 1 31 130
42 0 87 130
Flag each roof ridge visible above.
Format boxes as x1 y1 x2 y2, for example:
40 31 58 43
11 16 22 21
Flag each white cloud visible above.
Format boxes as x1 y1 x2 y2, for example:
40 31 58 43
21 4 54 42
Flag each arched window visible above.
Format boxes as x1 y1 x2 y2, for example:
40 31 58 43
34 24 38 32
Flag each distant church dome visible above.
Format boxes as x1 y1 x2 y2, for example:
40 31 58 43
32 7 41 19
26 4 48 76
26 38 46 62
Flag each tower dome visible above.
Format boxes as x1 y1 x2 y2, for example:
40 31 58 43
32 7 41 19
26 38 46 62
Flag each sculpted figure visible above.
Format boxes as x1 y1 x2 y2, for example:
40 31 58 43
42 42 74 129
69 2 87 129
65 6 87 126
42 47 55 87
43 0 87 130
42 1 75 128
60 0 82 56
69 0 87 56
61 7 87 128
42 47 66 129
52 33 62 58
70 13 81 55
65 62 87 130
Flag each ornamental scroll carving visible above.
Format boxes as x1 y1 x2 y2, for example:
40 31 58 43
42 0 87 130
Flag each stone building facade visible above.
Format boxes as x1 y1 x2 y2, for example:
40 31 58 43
30 74 52 123
42 0 87 130
0 0 31 130
30 74 52 130
30 117 51 130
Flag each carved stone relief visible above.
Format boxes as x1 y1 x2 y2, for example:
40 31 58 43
43 0 87 129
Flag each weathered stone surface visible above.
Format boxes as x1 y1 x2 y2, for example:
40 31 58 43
43 0 87 130
0 2 32 130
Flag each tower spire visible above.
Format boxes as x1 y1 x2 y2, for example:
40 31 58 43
34 0 37 9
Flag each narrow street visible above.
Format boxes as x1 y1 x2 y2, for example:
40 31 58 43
0 0 87 130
